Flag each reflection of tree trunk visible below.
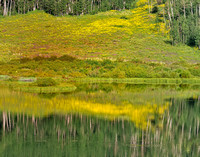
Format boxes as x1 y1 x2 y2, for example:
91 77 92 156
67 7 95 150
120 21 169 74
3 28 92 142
8 112 11 131
3 112 6 131
90 118 91 130
114 133 118 156
23 113 25 124
197 119 199 137
57 128 60 142
32 115 35 124
141 131 144 157
12 114 15 128
188 125 191 139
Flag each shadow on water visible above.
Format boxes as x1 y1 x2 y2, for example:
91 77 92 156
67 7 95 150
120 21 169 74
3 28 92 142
38 93 58 99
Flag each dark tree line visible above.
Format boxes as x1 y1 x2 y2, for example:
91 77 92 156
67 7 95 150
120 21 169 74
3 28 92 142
165 0 200 48
0 0 136 16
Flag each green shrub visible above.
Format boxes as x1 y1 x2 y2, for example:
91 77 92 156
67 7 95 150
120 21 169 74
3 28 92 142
111 68 126 78
151 6 159 14
58 54 77 61
86 59 100 66
88 69 100 77
125 66 149 78
189 67 200 77
101 72 112 78
69 72 86 78
101 59 112 65
36 77 57 87
120 16 128 20
176 69 192 78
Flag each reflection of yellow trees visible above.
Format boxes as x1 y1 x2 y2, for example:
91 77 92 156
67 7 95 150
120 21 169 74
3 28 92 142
50 98 170 129
0 88 170 129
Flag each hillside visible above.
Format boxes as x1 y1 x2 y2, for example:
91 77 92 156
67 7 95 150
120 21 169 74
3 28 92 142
0 1 199 78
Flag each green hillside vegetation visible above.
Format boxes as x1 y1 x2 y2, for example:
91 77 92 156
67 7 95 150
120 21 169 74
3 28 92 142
0 1 199 81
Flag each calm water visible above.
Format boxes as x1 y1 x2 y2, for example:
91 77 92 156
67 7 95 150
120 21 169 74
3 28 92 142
0 83 199 157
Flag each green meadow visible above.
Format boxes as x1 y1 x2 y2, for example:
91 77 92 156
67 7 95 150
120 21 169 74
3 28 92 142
0 3 199 88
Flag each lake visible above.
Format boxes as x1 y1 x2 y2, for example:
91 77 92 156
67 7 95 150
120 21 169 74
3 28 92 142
0 83 199 157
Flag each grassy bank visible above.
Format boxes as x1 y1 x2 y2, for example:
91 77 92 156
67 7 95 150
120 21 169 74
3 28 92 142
74 78 200 85
1 76 200 95
0 79 77 94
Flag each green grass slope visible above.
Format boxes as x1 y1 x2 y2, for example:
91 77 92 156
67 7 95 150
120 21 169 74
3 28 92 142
0 1 199 79
0 4 199 63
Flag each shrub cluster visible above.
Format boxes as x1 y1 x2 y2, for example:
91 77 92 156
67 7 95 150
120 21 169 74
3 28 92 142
0 57 199 79
36 78 57 87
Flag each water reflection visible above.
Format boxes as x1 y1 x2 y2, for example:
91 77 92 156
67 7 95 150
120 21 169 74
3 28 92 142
0 84 199 156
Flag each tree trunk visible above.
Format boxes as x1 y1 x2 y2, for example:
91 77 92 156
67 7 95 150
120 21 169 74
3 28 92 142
148 0 150 13
7 0 9 14
13 0 15 14
23 0 25 14
3 112 6 131
190 1 193 16
183 1 186 18
167 2 172 26
33 0 36 11
36 0 38 9
170 1 174 19
9 0 13 16
91 0 93 12
199 3 200 17
18 0 20 14
3 0 7 16
123 0 126 10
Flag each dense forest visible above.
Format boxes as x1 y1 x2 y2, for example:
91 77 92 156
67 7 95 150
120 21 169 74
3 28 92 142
0 0 136 16
166 0 200 48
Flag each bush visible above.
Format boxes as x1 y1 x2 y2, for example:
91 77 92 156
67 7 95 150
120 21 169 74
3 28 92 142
58 55 77 61
120 16 128 20
125 66 149 78
36 77 57 87
111 68 126 78
179 70 192 78
175 69 192 78
68 72 86 78
151 6 158 13
189 67 200 77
